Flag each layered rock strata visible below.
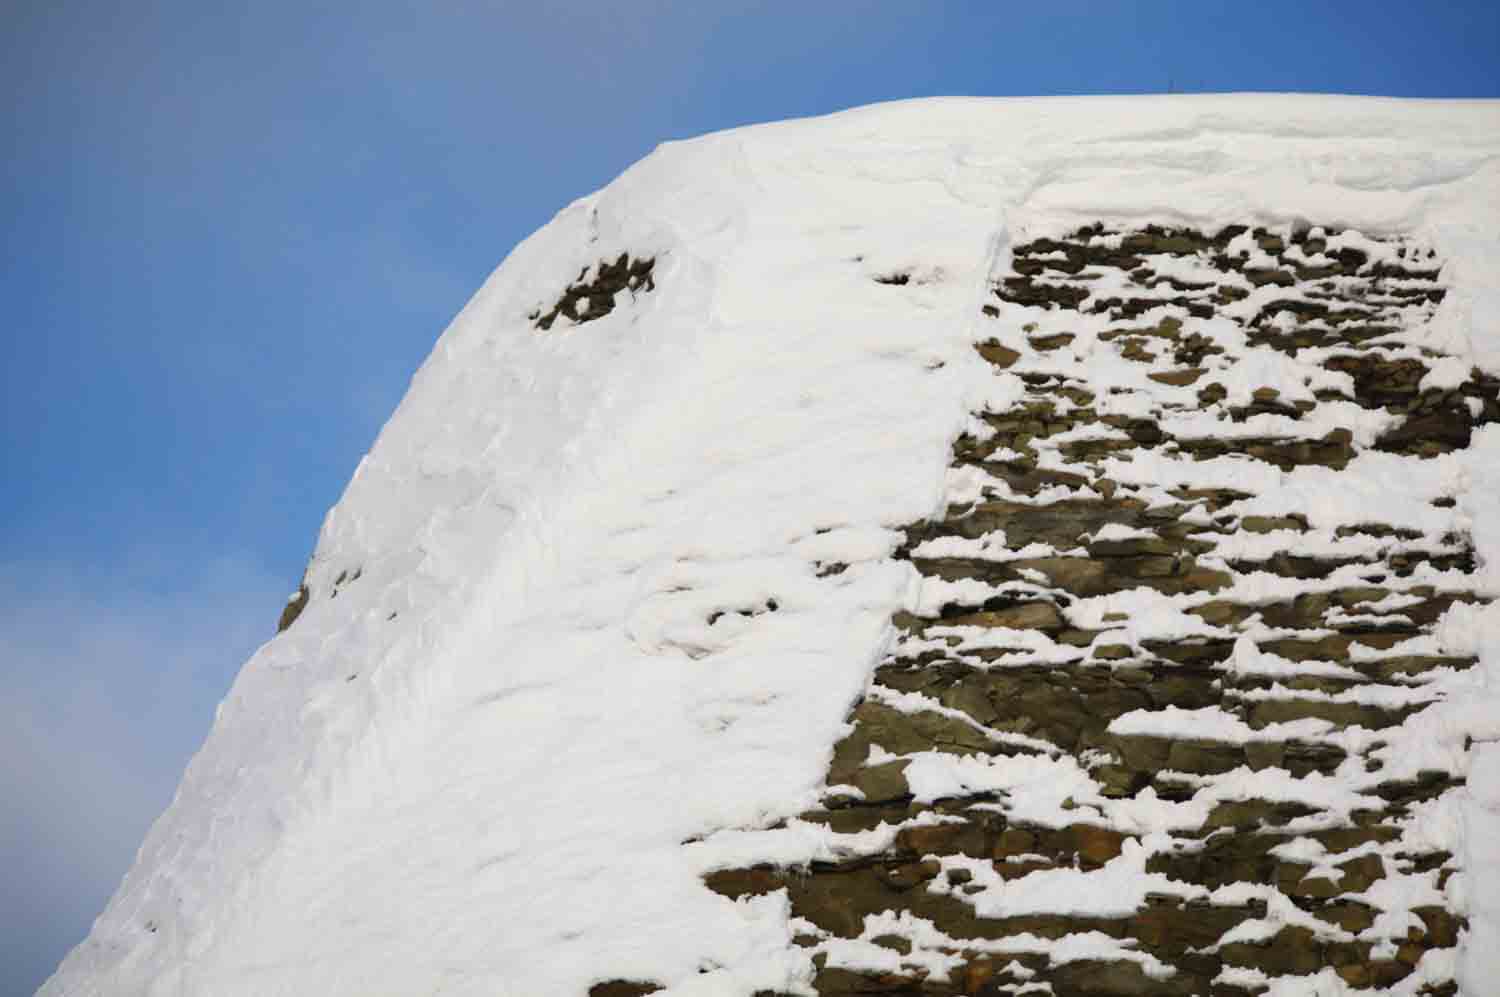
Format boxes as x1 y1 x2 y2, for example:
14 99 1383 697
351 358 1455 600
705 224 1497 996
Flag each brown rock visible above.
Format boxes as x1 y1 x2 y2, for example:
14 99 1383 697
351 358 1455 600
1240 515 1307 533
1030 332 1076 351
994 827 1036 858
1415 905 1463 947
589 982 663 997
976 339 1021 368
1220 924 1323 975
853 760 912 803
944 601 1066 631
1148 367 1206 386
277 583 310 633
703 865 783 899
1315 900 1379 933
875 860 942 892
1051 959 1193 996
897 820 990 859
1068 824 1127 867
1335 852 1385 892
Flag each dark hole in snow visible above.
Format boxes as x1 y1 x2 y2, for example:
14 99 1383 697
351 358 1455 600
330 566 361 600
874 271 911 286
708 599 778 626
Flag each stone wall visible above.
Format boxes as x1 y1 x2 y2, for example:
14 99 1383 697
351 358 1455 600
701 224 1496 996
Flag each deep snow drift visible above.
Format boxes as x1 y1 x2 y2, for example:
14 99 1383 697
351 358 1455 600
42 95 1500 996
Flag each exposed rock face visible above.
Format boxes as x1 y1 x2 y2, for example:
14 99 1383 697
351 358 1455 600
276 583 310 632
530 253 657 330
277 567 363 633
706 224 1493 996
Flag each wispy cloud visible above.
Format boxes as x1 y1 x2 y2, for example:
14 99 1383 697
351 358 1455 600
0 555 283 996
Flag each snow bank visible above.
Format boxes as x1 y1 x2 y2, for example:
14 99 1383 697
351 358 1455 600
41 94 1500 996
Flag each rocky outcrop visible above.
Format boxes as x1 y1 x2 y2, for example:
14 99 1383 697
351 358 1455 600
706 224 1492 996
530 253 656 330
275 567 363 633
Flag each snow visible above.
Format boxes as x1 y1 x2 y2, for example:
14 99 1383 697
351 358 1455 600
41 94 1500 996
1106 704 1338 745
811 912 1166 987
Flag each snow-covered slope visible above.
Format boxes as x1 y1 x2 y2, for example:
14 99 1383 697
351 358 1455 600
43 96 1500 997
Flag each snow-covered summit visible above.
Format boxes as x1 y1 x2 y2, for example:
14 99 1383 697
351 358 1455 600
43 95 1500 996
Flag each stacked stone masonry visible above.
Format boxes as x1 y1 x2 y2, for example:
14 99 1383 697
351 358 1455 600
698 224 1499 996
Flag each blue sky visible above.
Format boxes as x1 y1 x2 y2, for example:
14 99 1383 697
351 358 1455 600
2 2 1496 993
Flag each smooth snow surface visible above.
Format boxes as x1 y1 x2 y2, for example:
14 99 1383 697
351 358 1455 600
43 95 1500 996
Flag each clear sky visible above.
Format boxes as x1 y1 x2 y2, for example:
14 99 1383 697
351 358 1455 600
2 2 1496 993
